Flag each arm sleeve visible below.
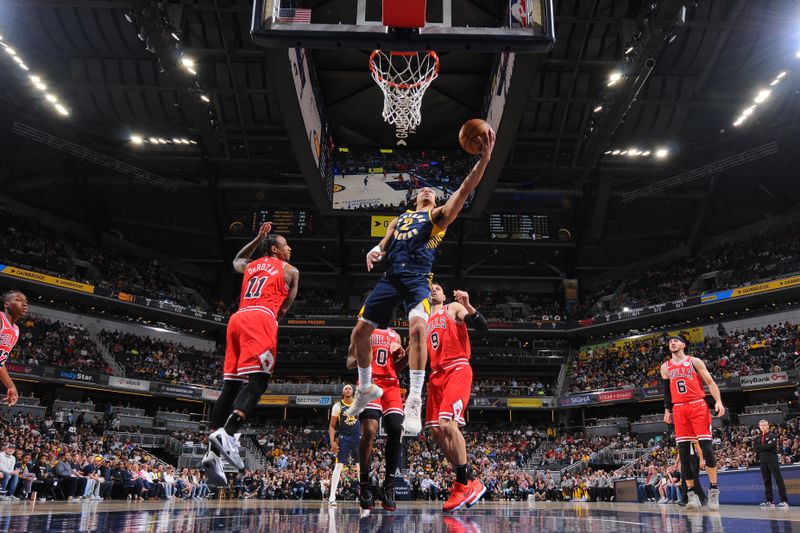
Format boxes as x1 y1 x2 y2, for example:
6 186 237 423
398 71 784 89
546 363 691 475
662 379 672 409
463 311 489 332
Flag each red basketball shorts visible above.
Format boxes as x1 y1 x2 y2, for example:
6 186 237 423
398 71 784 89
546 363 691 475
224 307 278 380
425 360 472 429
673 399 712 443
364 377 404 418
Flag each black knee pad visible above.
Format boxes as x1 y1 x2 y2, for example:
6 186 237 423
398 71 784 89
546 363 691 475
211 380 244 429
233 372 271 418
678 441 693 482
383 413 403 440
699 440 716 468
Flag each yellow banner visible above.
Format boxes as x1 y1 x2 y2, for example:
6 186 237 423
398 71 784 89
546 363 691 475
0 265 95 294
584 326 704 352
371 215 395 237
731 275 800 298
507 398 543 408
258 395 289 406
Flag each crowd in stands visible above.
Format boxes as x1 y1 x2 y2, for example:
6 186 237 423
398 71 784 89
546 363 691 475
99 331 221 387
0 412 214 502
473 379 552 397
568 321 800 393
12 315 112 374
583 220 800 317
0 207 74 279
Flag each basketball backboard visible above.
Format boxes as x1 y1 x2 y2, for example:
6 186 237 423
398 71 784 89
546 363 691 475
251 0 555 52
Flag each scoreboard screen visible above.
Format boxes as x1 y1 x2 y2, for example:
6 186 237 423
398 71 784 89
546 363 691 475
489 213 550 240
251 209 313 236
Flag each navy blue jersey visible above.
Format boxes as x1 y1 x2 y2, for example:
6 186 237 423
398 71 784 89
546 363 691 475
386 210 445 275
333 400 361 438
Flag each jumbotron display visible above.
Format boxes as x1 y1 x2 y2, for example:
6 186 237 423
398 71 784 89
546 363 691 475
488 213 550 240
251 208 314 236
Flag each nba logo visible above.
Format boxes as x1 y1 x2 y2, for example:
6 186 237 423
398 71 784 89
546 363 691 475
509 0 531 28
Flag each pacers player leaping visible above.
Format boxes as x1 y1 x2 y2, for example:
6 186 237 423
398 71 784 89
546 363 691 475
346 128 496 434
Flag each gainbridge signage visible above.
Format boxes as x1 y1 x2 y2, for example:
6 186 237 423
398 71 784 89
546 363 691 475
0 264 95 294
259 395 289 406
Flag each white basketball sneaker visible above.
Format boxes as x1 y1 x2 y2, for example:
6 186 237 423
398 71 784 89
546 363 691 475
348 384 383 418
402 396 422 434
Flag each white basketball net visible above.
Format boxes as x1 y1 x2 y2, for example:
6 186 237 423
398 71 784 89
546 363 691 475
369 50 440 132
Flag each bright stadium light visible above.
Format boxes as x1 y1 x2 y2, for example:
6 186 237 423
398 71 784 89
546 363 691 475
642 150 651 156
593 105 603 113
754 89 771 104
200 94 210 103
186 67 197 75
655 148 669 158
131 135 143 144
45 94 57 103
181 57 194 67
611 150 620 155
607 71 623 86
54 104 69 116
34 82 46 91
4 46 16 56
742 105 756 117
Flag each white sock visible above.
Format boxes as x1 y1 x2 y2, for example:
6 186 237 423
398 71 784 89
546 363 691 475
358 365 372 389
409 370 426 398
329 462 343 501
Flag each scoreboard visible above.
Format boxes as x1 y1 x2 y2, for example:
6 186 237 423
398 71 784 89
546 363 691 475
489 213 550 240
251 209 313 236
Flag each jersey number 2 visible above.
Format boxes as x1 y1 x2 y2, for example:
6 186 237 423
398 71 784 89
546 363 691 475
244 277 267 299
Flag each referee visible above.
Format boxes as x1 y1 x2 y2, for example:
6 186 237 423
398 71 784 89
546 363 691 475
753 420 788 507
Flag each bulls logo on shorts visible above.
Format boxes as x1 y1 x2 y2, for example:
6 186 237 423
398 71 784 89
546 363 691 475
259 350 276 374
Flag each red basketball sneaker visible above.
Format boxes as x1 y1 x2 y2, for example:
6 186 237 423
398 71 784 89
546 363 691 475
465 478 486 508
443 481 472 513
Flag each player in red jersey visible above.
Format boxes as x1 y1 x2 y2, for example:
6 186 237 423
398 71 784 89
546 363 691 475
347 328 406 511
0 291 27 407
425 285 489 513
661 335 724 511
204 222 299 483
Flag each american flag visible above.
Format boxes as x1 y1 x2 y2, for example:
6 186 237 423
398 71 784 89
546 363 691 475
277 8 312 24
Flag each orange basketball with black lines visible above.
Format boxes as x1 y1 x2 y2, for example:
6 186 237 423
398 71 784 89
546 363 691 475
458 119 492 155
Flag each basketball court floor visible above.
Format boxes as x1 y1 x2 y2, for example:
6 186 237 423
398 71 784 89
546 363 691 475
2 500 798 532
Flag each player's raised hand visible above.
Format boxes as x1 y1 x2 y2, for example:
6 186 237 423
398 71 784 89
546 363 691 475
714 401 725 418
258 222 273 240
453 290 471 307
479 127 496 160
366 247 386 271
390 342 406 360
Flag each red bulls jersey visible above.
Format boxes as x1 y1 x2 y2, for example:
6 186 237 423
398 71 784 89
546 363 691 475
237 256 289 317
426 306 471 370
371 328 400 380
0 313 20 368
666 356 706 403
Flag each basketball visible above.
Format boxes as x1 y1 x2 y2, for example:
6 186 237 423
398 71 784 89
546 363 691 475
459 119 492 155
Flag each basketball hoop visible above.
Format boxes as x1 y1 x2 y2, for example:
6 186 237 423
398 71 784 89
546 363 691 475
369 50 440 133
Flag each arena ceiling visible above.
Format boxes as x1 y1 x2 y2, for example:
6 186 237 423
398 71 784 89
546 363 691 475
0 0 798 292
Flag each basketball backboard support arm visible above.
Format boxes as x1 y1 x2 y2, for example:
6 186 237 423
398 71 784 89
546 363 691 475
250 0 555 53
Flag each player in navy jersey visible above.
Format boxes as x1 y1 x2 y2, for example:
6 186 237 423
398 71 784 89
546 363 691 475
327 385 361 507
347 129 496 435
0 290 27 407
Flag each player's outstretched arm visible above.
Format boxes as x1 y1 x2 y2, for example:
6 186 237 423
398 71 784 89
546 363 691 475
433 129 496 229
233 222 272 273
0 367 18 406
367 217 398 271
692 358 725 417
452 290 490 332
276 266 300 321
